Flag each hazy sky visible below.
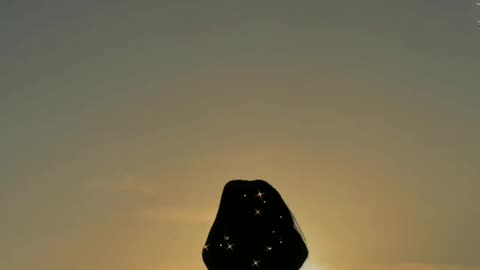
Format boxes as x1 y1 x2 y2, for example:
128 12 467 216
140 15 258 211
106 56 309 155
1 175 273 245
1 1 479 270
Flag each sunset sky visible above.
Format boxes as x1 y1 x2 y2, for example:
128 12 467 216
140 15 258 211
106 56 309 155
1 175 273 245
1 1 479 270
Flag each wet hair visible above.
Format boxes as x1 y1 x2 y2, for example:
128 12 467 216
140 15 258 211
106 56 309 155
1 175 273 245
202 179 308 270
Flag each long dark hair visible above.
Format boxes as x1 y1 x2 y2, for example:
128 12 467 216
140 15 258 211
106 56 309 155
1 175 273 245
202 179 308 270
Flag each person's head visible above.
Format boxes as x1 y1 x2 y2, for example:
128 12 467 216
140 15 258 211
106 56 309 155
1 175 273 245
202 179 308 270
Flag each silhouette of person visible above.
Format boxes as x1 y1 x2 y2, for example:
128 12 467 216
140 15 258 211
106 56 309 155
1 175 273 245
202 179 308 270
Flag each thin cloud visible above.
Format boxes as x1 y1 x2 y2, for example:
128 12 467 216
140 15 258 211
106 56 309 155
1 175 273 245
138 206 216 223
316 263 479 270
87 175 159 194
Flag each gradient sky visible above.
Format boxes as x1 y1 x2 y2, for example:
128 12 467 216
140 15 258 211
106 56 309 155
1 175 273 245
1 1 479 270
